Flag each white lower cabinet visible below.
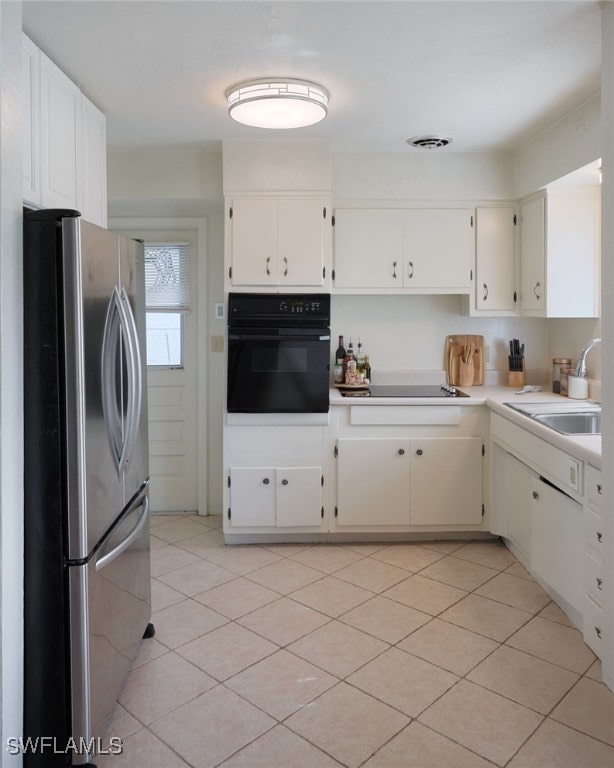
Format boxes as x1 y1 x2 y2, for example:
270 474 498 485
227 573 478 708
224 425 328 534
492 445 537 564
337 439 411 526
583 465 604 657
336 437 483 528
228 466 323 528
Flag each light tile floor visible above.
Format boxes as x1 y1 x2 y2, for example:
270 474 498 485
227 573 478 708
98 514 614 768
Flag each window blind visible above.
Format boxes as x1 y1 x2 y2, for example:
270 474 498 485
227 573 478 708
144 242 190 311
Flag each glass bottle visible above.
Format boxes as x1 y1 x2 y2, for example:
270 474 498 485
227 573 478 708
334 335 346 384
342 341 356 382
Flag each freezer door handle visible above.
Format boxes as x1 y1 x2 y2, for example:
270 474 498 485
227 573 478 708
94 495 149 572
101 287 143 474
119 287 143 473
101 287 124 470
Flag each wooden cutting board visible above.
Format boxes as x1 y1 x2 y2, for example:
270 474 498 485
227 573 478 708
444 335 485 386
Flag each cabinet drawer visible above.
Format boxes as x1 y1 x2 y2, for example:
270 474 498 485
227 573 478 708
350 405 460 426
583 595 603 658
586 464 603 508
584 551 603 607
584 506 605 556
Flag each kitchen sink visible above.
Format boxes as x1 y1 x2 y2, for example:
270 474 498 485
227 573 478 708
532 411 601 435
504 401 602 435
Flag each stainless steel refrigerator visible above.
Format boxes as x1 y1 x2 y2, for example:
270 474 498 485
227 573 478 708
23 209 152 767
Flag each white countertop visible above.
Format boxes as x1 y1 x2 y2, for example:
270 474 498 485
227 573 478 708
330 385 602 469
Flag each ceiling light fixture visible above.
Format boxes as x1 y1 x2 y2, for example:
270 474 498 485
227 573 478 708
225 78 329 129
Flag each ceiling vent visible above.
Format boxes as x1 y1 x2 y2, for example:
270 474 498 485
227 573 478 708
406 135 452 149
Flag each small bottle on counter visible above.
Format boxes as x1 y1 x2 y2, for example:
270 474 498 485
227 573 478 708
363 354 372 383
334 335 346 384
343 341 356 382
552 357 572 394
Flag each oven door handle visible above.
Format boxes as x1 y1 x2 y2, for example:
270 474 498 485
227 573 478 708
228 333 330 342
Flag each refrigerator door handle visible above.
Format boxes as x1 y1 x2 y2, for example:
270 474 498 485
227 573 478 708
94 494 149 572
118 287 143 473
101 287 124 470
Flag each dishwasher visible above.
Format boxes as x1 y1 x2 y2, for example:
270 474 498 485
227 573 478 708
531 475 583 616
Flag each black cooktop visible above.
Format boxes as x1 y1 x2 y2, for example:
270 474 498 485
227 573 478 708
342 384 469 398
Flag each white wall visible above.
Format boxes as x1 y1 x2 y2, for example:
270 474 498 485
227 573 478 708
108 148 226 515
515 95 601 198
0 0 24 760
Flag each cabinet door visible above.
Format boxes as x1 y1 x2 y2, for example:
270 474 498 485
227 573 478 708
80 95 107 227
519 195 546 314
531 477 583 613
23 34 41 206
278 199 325 286
337 439 411 526
492 446 536 561
403 209 473 290
230 198 278 285
40 52 80 209
475 207 516 312
276 466 323 527
410 438 483 525
229 467 276 527
333 209 404 289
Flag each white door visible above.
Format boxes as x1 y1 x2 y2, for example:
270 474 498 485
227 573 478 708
475 207 516 312
229 467 276 527
276 466 323 527
333 208 404 289
337 438 411 526
110 225 199 513
403 209 473 290
277 198 325 286
410 438 483 525
519 194 546 314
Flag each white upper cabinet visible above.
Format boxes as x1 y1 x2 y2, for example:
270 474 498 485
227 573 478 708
519 189 600 318
227 196 329 288
22 35 41 207
40 51 81 210
80 96 107 227
333 207 474 293
469 206 517 315
22 34 107 226
333 209 403 289
403 208 473 291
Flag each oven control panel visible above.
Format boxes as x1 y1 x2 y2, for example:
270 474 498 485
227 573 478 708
228 292 331 327
279 298 324 314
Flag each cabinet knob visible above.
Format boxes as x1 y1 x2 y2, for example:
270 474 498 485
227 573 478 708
416 449 423 456
597 577 603 591
266 256 271 276
283 256 288 276
532 490 539 499
597 531 603 543
533 281 542 300
408 261 414 279
597 483 602 495
392 261 398 279
281 478 289 486
595 626 602 639
262 478 270 485
397 448 405 456
483 283 489 301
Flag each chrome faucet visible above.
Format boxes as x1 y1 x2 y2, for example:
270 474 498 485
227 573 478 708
574 338 601 377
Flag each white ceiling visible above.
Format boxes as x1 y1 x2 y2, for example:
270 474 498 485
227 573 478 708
22 0 601 153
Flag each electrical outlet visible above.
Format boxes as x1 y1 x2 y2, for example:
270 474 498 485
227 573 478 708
211 335 224 353
215 302 225 321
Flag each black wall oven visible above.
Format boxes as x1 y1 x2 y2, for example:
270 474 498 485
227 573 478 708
227 293 331 413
